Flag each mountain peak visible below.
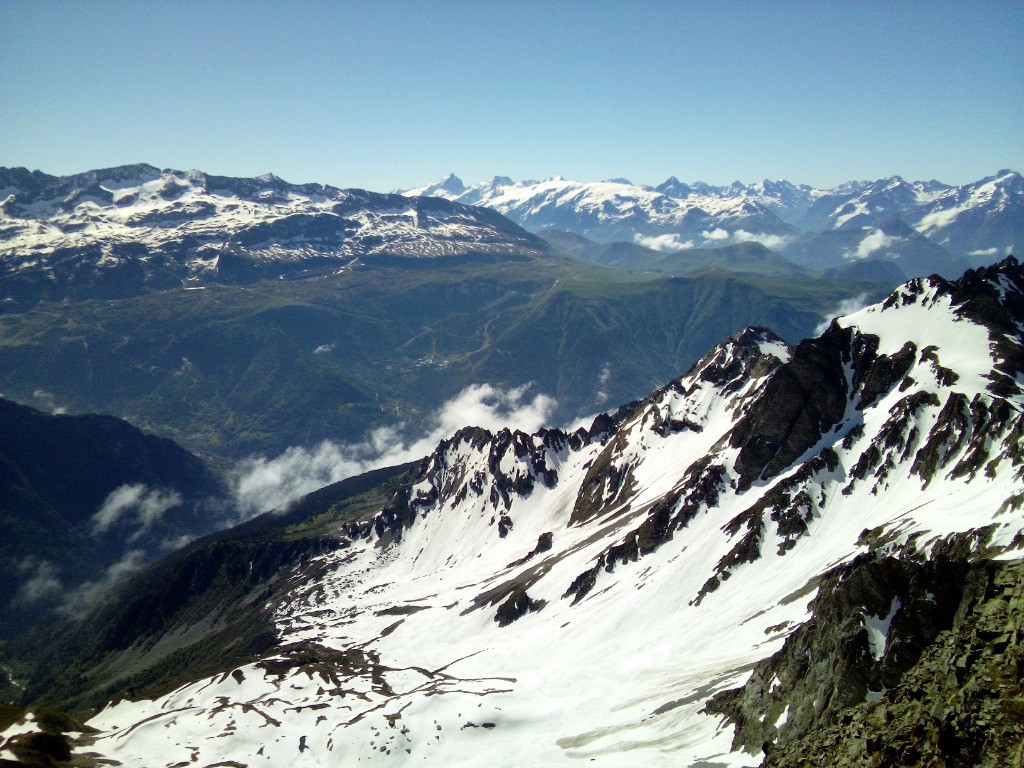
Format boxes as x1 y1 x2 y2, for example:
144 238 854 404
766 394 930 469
655 176 691 197
436 172 465 191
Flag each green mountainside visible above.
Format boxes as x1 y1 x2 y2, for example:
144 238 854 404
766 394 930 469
540 230 813 281
0 256 880 461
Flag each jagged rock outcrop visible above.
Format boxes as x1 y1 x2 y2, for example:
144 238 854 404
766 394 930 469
705 537 1024 768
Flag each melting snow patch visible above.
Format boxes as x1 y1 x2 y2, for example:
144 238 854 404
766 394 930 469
864 597 902 661
756 338 792 364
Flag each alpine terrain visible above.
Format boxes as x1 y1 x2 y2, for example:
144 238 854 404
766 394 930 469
0 164 546 307
405 170 1022 279
6 257 1022 766
0 164 883 461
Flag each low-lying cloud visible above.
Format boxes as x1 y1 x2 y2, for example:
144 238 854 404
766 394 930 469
634 233 695 252
731 229 793 251
14 549 149 622
14 559 63 604
969 247 1000 258
594 363 612 405
31 389 67 415
636 229 793 252
814 292 873 335
57 549 148 620
846 229 900 261
233 383 557 519
12 384 561 622
699 228 793 251
92 483 183 540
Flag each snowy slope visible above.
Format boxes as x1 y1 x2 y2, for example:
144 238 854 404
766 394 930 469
77 258 1024 767
404 175 796 246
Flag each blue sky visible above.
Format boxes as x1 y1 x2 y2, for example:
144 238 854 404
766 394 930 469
2 1 1021 191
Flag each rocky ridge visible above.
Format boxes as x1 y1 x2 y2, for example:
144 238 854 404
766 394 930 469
707 536 1024 768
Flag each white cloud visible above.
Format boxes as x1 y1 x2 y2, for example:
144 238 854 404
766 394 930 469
693 228 794 251
701 227 731 241
917 205 963 232
968 247 1000 257
313 343 335 354
57 549 147 620
846 229 900 261
161 533 197 551
595 363 612 405
232 383 557 519
31 389 67 414
92 484 183 537
732 229 794 251
814 292 873 335
14 559 63 604
634 233 695 252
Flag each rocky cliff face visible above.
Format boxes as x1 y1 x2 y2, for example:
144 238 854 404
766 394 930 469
704 533 1023 768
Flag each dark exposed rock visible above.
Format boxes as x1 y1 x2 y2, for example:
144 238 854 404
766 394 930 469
693 509 765 604
565 459 727 605
570 430 637 526
693 326 790 388
702 535 1024 767
729 325 852 490
4 729 74 764
351 424 596 547
508 532 554 568
494 589 546 627
562 562 602 605
758 554 1024 767
855 341 916 409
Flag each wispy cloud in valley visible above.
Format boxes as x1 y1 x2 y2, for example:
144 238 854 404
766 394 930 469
845 229 900 261
57 549 148 620
233 383 557 519
14 559 63 604
92 484 183 540
814 292 873 335
634 233 695 252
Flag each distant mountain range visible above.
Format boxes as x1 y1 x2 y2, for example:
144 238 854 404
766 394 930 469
0 164 547 306
404 170 1022 279
1 165 1015 311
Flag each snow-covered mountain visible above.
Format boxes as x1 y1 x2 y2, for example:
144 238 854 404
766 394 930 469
404 171 1021 271
801 170 1023 262
0 164 547 304
28 257 1021 766
403 174 797 247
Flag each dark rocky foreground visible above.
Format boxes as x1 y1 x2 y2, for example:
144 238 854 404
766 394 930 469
706 532 1024 768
